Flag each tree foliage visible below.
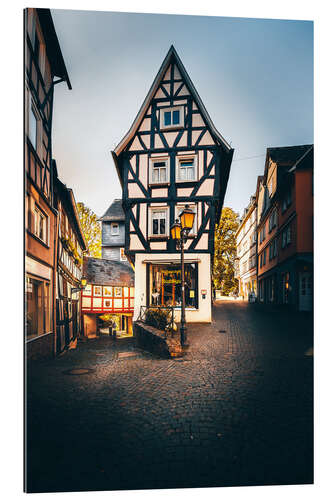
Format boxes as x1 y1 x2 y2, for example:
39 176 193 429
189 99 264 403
213 207 239 296
76 202 101 258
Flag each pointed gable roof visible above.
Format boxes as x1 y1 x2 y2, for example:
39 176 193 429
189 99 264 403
99 199 125 222
113 45 232 157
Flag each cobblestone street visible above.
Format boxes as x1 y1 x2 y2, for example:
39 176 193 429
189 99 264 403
26 301 313 493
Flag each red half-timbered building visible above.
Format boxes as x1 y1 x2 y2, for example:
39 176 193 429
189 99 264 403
81 257 135 337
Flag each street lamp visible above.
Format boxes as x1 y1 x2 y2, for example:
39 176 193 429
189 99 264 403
170 205 195 347
71 275 87 295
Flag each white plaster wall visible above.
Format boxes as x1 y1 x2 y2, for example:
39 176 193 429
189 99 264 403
134 253 212 323
128 183 145 198
139 118 151 132
151 188 168 197
196 178 214 197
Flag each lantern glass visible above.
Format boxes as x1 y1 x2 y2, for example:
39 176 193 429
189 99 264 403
81 277 87 288
180 206 195 230
170 221 181 240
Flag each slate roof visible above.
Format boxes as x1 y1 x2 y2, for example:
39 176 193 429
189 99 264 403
265 144 313 171
99 199 125 222
83 257 134 287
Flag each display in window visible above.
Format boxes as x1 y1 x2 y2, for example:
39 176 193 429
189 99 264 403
149 263 198 308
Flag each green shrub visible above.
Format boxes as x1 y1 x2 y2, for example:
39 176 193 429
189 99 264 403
145 308 170 331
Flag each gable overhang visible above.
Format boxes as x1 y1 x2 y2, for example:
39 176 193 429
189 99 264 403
37 9 72 90
112 45 232 160
216 147 234 222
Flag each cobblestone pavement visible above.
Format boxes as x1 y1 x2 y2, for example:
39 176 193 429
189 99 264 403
26 301 313 493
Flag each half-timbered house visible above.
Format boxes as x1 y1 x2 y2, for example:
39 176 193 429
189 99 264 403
54 171 87 353
81 257 135 337
112 46 234 323
25 8 71 360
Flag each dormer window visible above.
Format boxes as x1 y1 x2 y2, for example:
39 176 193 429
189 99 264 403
149 157 170 185
111 223 119 235
160 106 184 130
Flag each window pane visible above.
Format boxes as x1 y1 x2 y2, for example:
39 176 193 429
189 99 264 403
160 218 165 235
187 166 194 180
150 263 198 308
179 168 186 180
172 110 180 124
29 105 37 149
160 168 166 182
164 111 171 126
153 218 159 234
153 168 159 183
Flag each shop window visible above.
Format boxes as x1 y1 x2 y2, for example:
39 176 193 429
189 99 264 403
149 263 198 309
26 276 50 339
282 272 290 304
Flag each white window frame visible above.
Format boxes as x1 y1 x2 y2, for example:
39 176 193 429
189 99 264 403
160 106 184 130
33 204 48 245
175 204 198 236
176 154 198 182
111 223 119 235
148 206 169 238
149 156 170 185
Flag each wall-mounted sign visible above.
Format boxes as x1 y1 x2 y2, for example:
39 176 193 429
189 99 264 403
201 289 207 295
189 290 195 298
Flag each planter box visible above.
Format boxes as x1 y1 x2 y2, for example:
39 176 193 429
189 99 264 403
134 321 182 358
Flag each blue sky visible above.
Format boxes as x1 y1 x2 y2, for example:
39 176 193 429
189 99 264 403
51 9 313 217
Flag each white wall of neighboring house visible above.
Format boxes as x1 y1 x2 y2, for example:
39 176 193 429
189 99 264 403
236 205 257 299
134 253 212 323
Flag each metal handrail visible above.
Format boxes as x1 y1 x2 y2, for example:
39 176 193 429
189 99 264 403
138 305 175 338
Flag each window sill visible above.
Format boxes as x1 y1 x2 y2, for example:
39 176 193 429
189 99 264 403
149 182 170 187
27 229 50 248
148 235 168 240
175 179 198 184
160 124 184 131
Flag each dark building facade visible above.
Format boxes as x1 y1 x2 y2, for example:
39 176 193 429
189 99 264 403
257 145 313 311
25 8 71 360
54 172 87 353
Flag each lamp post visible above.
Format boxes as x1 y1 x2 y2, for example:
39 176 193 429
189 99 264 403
170 205 195 347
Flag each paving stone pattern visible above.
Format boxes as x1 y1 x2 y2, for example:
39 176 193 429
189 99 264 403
26 301 313 493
